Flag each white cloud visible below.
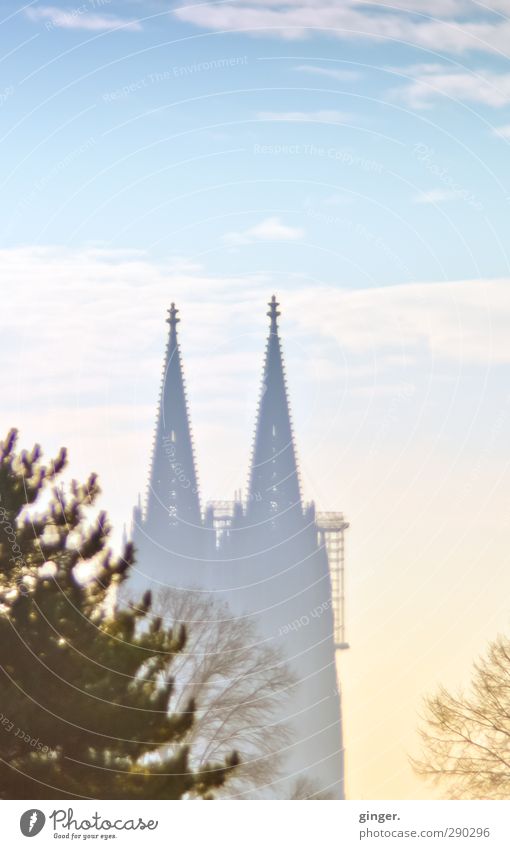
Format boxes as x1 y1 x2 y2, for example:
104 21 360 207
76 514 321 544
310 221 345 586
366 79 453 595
294 64 362 82
2 245 508 540
413 188 459 204
391 67 510 109
387 63 452 75
223 216 305 245
492 124 510 138
2 247 508 430
256 109 351 123
25 5 142 32
2 245 507 359
289 277 508 366
173 0 510 57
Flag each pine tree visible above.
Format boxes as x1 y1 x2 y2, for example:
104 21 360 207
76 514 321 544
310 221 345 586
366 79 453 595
0 429 238 800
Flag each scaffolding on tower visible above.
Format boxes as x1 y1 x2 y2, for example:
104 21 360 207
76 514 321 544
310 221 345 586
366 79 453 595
206 500 236 548
316 512 350 651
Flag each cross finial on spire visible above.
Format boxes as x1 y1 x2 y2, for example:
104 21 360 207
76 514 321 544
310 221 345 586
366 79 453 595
167 302 180 330
267 295 281 331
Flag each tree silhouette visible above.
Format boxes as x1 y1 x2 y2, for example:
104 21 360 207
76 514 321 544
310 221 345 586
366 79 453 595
0 429 237 799
414 634 510 799
151 588 293 797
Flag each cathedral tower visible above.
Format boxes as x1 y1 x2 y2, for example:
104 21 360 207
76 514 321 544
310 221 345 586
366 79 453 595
246 296 302 529
132 304 205 590
132 298 346 798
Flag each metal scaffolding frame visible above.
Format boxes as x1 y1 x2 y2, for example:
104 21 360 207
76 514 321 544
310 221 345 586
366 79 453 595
206 501 236 547
316 512 350 651
205 503 350 653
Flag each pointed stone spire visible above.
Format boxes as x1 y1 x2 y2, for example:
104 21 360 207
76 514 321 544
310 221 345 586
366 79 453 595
144 303 201 547
246 296 302 526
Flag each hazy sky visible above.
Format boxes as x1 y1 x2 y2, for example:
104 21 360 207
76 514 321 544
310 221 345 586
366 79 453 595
2 0 510 799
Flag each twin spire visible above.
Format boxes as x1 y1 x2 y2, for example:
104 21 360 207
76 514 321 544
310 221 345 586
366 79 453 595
143 297 302 537
144 302 201 548
246 296 302 525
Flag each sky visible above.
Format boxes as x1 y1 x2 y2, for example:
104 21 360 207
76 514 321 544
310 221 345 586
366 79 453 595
2 0 510 799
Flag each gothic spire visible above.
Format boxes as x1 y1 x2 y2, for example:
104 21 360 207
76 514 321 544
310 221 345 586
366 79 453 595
246 296 302 526
143 303 201 546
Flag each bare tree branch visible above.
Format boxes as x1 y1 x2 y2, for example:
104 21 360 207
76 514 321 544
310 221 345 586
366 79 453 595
152 588 295 798
413 634 510 799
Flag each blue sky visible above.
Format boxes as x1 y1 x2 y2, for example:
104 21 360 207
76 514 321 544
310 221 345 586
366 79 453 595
2 0 510 284
3 0 510 800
